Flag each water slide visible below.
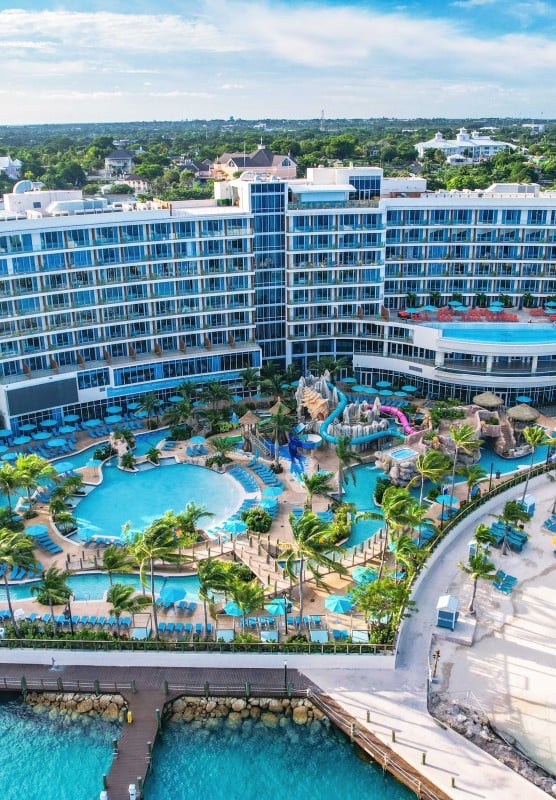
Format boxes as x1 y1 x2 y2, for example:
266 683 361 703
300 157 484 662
318 385 409 445
379 405 415 435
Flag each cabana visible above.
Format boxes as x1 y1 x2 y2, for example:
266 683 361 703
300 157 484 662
472 391 504 409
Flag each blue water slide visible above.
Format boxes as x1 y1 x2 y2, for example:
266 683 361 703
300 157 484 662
318 385 405 445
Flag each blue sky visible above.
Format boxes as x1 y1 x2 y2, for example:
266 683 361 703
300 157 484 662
2 0 556 124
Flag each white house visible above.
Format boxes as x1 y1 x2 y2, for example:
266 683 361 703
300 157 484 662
0 156 23 180
416 129 515 162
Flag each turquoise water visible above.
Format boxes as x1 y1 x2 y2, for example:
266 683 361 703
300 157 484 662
145 719 414 800
390 447 418 460
428 322 556 344
0 571 200 603
0 698 116 800
72 461 243 541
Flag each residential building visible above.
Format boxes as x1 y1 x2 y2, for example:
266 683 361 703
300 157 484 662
416 128 515 161
1 167 556 431
213 143 297 180
104 150 135 179
0 156 23 180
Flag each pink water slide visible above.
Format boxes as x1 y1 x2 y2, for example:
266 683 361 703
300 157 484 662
380 405 415 435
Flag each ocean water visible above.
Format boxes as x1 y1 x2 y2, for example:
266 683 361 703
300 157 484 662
0 697 116 800
144 717 414 800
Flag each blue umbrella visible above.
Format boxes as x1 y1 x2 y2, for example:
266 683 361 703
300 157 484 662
33 431 51 441
1 452 17 461
351 385 367 393
224 519 247 534
342 377 357 384
436 493 459 506
223 601 243 617
106 405 122 415
134 410 148 418
127 402 141 410
352 566 378 584
86 458 102 468
324 595 353 614
13 436 31 445
63 414 80 423
231 394 242 403
0 428 12 437
422 305 438 312
168 396 183 404
402 385 417 392
19 423 36 432
259 499 278 511
0 445 7 454
105 415 123 424
59 425 76 434
545 308 556 315
376 381 392 388
262 486 283 497
26 524 49 538
84 419 102 427
378 389 392 397
46 438 66 448
190 435 206 444
516 395 532 404
448 300 462 307
488 305 503 313
40 419 58 428
53 461 75 474
265 598 288 616
159 586 185 605
545 301 556 307
394 391 408 397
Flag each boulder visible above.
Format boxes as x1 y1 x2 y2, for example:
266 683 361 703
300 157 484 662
292 706 309 725
261 712 279 728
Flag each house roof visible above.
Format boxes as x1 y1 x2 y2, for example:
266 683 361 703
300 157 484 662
216 146 296 169
106 150 135 160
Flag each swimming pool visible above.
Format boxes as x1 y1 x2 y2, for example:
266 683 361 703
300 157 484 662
426 322 556 344
72 461 244 542
390 447 418 460
0 571 200 603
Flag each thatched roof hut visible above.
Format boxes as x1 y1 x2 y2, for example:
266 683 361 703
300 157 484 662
507 404 540 423
473 391 504 409
239 410 261 429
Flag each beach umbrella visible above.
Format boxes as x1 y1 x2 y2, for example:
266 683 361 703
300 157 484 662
127 402 141 410
46 438 66 448
422 305 438 312
507 404 540 423
394 391 408 398
104 415 123 424
223 601 243 617
84 419 102 427
231 394 242 403
159 586 185 605
40 419 58 428
545 301 556 307
53 461 75 474
168 396 183 404
515 395 532 404
545 308 556 315
351 385 367 393
224 519 247 534
352 566 378 584
86 458 102 468
259 499 278 511
448 300 461 307
0 446 7 454
13 436 31 446
106 405 122 415
402 385 417 393
262 486 283 497
280 383 290 390
290 380 300 387
19 423 36 432
58 425 76 434
0 428 12 437
378 389 392 397
265 598 288 616
376 380 392 388
358 386 377 395
324 595 353 614
405 307 420 314
435 493 459 507
190 435 206 444
342 377 357 384
488 305 504 313
63 414 80 423
1 453 17 461
134 410 148 418
33 431 51 441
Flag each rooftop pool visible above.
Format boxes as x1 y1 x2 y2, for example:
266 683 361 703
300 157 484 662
72 461 244 542
426 322 556 344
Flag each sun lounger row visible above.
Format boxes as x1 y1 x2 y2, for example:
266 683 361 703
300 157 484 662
493 569 518 594
87 535 125 547
175 600 197 612
157 621 212 638
27 528 63 554
250 462 284 488
543 516 556 532
228 464 259 492
7 561 42 581
489 523 528 552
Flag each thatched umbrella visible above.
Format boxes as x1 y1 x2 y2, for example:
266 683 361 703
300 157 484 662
507 404 540 423
239 410 261 430
473 391 504 409
268 397 290 416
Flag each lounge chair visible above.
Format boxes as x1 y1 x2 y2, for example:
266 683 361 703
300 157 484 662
195 623 203 635
78 616 89 625
332 629 348 641
158 622 167 633
187 601 197 612
120 616 131 629
206 622 213 637
184 623 193 637
166 622 175 634
27 612 38 622
97 616 106 627
176 600 186 611
175 622 184 636
88 615 97 626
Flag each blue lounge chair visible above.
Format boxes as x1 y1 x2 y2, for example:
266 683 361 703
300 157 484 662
195 623 203 635
27 612 38 622
107 616 116 627
175 622 184 635
176 600 186 611
206 622 213 637
120 616 131 629
187 601 197 612
78 615 89 625
158 622 167 633
166 622 175 634
88 615 97 626
184 623 193 636
97 616 106 627
41 613 52 623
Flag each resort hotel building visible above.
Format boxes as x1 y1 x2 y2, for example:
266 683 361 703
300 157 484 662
1 168 556 432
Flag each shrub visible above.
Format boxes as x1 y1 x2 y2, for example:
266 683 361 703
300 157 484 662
373 477 392 504
241 507 273 533
94 444 116 461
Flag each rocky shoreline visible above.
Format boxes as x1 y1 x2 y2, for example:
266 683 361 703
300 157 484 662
166 695 329 730
430 696 556 796
24 691 127 724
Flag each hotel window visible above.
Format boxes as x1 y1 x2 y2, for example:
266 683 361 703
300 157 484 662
40 231 64 250
502 209 521 224
478 209 497 224
527 209 547 225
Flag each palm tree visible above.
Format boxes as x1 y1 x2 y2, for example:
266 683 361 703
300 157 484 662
132 518 183 636
0 527 38 636
472 522 497 552
261 373 284 401
198 558 230 631
174 502 214 544
496 500 530 556
390 534 422 579
145 447 160 465
308 356 351 381
262 407 295 470
14 454 57 515
457 463 487 502
521 425 547 502
280 511 347 623
162 398 192 428
458 551 497 614
409 451 451 506
107 582 151 637
228 577 265 631
0 463 22 514
139 392 160 425
201 381 231 410
240 367 259 395
300 471 335 511
448 423 480 496
377 487 415 578
174 381 198 403
30 565 72 635
334 434 363 494
62 474 85 496
53 510 77 535
210 437 237 462
101 544 135 586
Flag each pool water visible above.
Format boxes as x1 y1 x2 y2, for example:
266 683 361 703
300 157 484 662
72 461 244 541
0 697 116 800
145 718 414 800
427 322 556 344
0 571 200 603
390 447 418 460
